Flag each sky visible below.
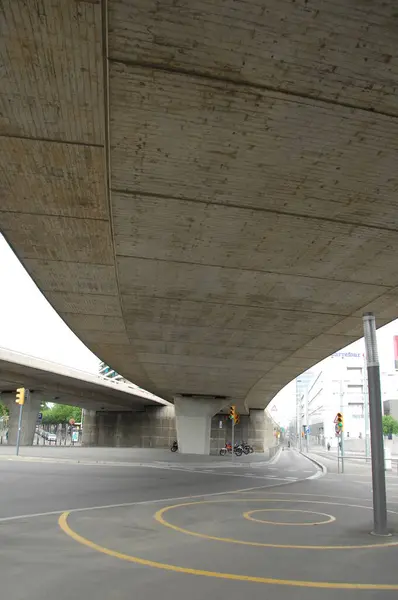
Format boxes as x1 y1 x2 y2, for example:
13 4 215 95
1 233 398 422
268 319 398 427
0 234 99 373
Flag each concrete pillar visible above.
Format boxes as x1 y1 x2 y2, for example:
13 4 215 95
174 396 228 455
247 409 275 453
3 392 41 446
81 409 98 446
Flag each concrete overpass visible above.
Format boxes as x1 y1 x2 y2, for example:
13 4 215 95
0 347 171 446
1 1 398 452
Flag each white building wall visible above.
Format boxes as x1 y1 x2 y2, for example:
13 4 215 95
300 351 368 447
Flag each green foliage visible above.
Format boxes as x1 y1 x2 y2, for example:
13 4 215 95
382 415 398 436
0 402 9 417
41 404 82 425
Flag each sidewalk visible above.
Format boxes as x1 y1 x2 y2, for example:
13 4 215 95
305 445 398 476
0 444 280 468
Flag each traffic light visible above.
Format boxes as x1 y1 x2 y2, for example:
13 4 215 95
235 413 240 425
337 412 343 431
15 388 25 405
229 405 236 421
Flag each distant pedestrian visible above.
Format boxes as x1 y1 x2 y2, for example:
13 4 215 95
327 443 331 451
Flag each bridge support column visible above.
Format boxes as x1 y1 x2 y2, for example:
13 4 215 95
247 408 275 453
81 409 99 446
3 392 41 446
174 396 228 455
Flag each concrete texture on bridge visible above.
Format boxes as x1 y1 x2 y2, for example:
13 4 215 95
2 1 398 409
0 348 168 411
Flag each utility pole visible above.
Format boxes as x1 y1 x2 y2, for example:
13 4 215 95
15 387 27 456
295 379 302 450
339 380 345 474
231 416 235 462
305 389 309 452
363 313 388 536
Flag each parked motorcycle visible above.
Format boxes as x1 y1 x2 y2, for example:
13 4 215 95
220 442 243 457
171 441 178 452
241 441 254 455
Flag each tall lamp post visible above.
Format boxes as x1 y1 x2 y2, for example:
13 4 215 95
363 313 388 536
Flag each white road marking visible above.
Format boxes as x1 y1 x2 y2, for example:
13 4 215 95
0 477 305 524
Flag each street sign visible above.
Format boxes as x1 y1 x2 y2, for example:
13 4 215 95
305 426 310 434
219 420 223 429
37 412 42 421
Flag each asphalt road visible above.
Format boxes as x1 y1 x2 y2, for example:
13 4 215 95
1 447 398 600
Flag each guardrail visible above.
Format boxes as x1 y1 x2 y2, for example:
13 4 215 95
316 449 398 474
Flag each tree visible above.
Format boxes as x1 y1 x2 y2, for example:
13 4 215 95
41 404 82 425
382 415 398 436
0 402 9 417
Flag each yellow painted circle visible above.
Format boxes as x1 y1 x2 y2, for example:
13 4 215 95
155 499 398 550
243 508 336 526
58 511 398 590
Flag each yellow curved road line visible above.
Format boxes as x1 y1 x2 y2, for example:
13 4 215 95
58 511 398 590
155 498 398 550
243 508 336 526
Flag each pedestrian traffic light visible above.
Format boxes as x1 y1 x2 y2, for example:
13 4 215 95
15 387 25 405
337 412 343 430
229 405 236 422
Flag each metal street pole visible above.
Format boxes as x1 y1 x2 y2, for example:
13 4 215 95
295 385 300 449
15 392 26 457
363 313 388 536
339 380 345 474
231 417 235 462
305 390 309 452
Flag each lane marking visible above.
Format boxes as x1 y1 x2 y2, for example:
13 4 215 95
243 508 336 526
243 490 398 504
0 477 305 523
58 512 398 590
155 499 398 550
1 451 320 523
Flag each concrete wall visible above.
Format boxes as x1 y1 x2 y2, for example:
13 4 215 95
2 392 41 446
82 405 176 448
82 405 276 453
210 412 273 453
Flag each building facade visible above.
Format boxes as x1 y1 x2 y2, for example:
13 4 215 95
99 361 125 382
297 347 398 447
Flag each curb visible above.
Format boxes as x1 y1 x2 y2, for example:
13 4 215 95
268 447 282 465
299 450 327 479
